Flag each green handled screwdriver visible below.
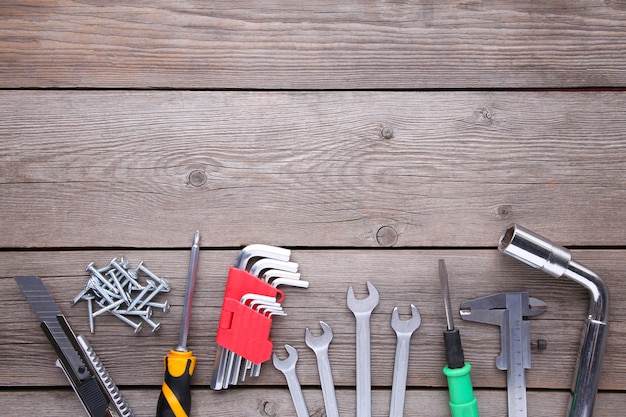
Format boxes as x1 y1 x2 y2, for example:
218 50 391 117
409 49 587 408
439 259 479 417
157 231 200 417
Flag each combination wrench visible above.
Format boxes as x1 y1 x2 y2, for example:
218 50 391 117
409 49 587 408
305 321 339 417
389 304 421 417
273 344 309 417
347 281 380 417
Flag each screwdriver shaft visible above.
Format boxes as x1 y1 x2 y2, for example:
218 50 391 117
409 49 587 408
178 230 200 351
439 259 455 331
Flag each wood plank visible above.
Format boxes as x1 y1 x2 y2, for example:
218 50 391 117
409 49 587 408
1 388 624 417
1 249 624 390
1 91 625 248
1 1 626 89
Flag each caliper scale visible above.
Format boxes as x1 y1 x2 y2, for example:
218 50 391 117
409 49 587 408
460 292 546 417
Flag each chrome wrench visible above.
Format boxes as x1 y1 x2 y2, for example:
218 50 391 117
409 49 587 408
305 321 339 417
389 305 421 417
347 281 380 417
460 292 546 417
273 344 309 417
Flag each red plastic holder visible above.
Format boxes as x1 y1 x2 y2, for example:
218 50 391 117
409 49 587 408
215 267 285 365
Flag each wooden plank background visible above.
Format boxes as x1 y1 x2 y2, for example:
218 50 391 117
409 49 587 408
1 1 625 416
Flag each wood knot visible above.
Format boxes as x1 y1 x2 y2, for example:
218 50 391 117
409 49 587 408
380 126 394 140
376 226 398 247
188 169 207 187
494 204 514 219
259 400 277 416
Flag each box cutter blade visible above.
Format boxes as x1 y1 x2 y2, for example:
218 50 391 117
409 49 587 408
14 275 134 417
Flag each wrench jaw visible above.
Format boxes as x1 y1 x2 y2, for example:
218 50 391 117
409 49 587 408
390 304 422 334
273 345 310 417
305 321 334 350
346 281 380 314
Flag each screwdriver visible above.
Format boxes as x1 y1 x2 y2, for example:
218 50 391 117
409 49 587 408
438 259 479 417
157 230 200 417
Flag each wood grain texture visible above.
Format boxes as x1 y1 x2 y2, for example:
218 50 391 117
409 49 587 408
1 91 626 248
1 1 626 89
1 388 624 417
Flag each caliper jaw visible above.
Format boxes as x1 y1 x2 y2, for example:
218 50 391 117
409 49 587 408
460 292 546 417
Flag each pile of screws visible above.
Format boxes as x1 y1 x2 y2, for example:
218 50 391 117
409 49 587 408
71 256 171 334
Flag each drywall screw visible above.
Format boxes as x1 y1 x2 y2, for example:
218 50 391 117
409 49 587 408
146 300 171 313
71 285 92 306
87 262 119 294
90 277 117 304
111 311 143 333
117 306 153 319
92 298 125 317
118 256 130 269
127 280 156 310
135 261 171 292
121 268 143 291
136 281 168 309
110 258 139 287
107 269 130 304
141 316 161 332
84 294 95 333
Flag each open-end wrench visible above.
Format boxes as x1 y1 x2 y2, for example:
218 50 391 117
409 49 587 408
305 321 339 417
460 292 546 417
273 344 309 417
347 281 380 417
389 304 421 417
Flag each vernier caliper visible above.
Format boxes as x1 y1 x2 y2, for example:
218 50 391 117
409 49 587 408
460 292 546 417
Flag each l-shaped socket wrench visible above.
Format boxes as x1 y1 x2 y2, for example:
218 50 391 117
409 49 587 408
499 224 609 417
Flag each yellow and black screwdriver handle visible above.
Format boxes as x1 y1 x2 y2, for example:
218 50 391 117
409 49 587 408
156 349 196 417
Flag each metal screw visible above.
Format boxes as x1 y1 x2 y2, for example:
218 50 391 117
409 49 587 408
111 311 143 333
146 300 171 313
84 295 95 333
117 306 153 319
92 298 125 317
136 281 168 310
107 269 130 304
136 262 171 292
127 280 156 310
141 316 161 332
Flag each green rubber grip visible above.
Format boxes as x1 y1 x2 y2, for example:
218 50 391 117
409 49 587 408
443 362 479 417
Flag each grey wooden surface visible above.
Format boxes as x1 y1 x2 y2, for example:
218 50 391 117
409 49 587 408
1 2 625 416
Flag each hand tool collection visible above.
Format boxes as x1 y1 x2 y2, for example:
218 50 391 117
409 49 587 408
13 223 609 417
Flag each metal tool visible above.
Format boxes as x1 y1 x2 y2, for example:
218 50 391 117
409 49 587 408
273 344 309 417
460 292 546 417
438 259 479 417
347 281 380 417
210 244 299 390
156 230 199 417
305 321 339 417
15 275 134 417
498 224 609 417
234 244 291 271
389 305 421 417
